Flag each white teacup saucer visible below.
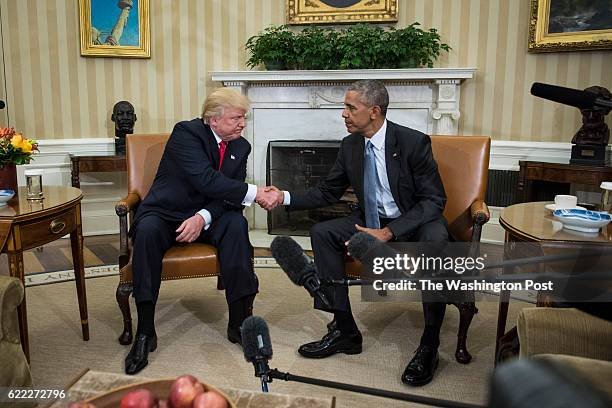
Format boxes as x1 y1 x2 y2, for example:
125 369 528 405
545 203 586 212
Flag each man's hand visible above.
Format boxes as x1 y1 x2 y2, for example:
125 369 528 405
354 224 394 242
264 185 284 206
256 186 283 210
176 214 205 242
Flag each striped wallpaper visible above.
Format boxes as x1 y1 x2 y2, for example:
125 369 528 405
0 0 610 142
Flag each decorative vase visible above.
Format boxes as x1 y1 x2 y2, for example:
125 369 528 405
0 163 18 192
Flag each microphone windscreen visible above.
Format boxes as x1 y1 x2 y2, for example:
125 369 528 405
241 316 273 362
347 232 379 262
271 236 311 285
530 82 597 110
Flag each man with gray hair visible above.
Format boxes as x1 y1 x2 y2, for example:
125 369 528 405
267 79 449 386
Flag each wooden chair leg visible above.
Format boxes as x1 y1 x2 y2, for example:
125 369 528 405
454 300 478 364
116 282 134 345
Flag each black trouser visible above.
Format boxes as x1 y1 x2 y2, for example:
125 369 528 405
131 211 258 305
310 212 448 348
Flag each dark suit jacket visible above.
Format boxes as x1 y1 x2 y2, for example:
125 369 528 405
289 121 446 238
133 118 250 227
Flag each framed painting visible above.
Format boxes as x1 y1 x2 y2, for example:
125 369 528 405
287 0 398 25
528 0 612 52
79 0 150 58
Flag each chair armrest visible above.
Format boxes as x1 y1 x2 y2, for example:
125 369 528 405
517 307 612 360
470 199 490 226
116 192 141 269
115 192 141 217
0 275 24 344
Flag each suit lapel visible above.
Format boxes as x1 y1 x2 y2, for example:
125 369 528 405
220 142 238 174
385 122 401 207
203 123 221 170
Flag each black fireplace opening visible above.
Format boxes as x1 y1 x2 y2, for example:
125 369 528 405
266 140 356 236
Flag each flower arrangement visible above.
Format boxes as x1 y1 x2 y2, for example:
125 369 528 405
0 127 38 166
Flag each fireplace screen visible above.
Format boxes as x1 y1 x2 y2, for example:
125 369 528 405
267 140 356 235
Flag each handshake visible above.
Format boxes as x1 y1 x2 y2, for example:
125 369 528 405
255 185 284 210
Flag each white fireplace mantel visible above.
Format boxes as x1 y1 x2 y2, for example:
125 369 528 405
211 68 476 229
212 68 476 83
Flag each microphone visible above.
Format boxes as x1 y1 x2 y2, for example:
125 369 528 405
243 316 482 407
530 82 612 111
270 236 332 309
241 316 273 392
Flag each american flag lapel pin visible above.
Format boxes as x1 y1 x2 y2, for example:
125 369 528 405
231 154 236 160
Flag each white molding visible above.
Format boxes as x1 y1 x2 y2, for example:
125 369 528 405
490 140 611 171
211 68 476 83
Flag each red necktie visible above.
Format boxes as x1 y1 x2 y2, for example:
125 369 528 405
218 141 227 170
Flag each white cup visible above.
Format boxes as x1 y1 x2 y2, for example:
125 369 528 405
554 194 578 209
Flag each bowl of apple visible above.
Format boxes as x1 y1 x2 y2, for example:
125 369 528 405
69 375 235 408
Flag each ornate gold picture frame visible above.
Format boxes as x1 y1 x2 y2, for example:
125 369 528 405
287 0 398 25
528 0 612 52
79 0 150 58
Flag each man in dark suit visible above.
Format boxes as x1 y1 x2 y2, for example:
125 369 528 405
266 80 448 386
125 88 278 375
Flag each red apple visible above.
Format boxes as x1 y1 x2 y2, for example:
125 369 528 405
192 391 228 408
119 389 158 408
168 375 204 408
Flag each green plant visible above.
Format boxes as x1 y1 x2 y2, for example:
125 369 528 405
244 23 451 70
295 26 340 70
337 24 390 69
245 25 297 70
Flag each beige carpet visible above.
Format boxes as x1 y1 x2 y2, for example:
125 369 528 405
25 269 529 408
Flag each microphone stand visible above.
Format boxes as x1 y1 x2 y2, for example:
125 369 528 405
266 368 482 408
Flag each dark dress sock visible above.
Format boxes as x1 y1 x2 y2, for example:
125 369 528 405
136 301 156 337
334 310 359 335
420 302 446 349
228 299 243 330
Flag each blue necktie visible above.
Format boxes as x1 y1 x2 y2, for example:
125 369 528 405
364 141 380 228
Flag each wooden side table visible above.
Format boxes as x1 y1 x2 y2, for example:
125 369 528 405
70 155 127 188
495 201 612 363
0 186 88 362
518 160 612 203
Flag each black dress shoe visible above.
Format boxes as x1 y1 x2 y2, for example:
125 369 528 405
401 345 439 386
227 325 242 345
125 333 157 375
298 329 362 359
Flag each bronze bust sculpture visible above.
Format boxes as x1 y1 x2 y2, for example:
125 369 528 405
111 101 137 155
572 86 610 146
570 86 611 165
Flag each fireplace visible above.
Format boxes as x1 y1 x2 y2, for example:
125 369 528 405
266 140 356 235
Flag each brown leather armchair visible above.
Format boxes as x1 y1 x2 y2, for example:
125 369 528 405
345 135 491 364
115 134 221 345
